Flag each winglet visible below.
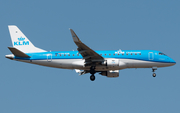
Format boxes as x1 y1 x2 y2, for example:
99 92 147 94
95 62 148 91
69 29 104 61
70 29 82 43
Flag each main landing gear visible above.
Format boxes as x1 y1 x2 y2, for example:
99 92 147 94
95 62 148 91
152 67 157 77
90 66 96 81
90 75 95 81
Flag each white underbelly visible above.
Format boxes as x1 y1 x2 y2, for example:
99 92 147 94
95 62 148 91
14 58 172 71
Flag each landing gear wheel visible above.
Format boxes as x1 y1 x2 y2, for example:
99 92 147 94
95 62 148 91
153 73 156 77
90 75 95 81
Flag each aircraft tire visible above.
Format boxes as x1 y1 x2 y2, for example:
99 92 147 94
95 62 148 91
90 75 95 81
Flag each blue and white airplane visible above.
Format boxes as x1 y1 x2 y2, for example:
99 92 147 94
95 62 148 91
6 25 176 81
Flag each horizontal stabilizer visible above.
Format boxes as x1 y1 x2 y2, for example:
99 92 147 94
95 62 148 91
8 47 30 58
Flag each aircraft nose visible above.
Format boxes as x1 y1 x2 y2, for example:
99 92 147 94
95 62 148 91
169 58 176 65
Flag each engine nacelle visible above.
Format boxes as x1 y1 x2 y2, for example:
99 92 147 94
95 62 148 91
104 59 126 68
107 59 119 67
100 70 119 77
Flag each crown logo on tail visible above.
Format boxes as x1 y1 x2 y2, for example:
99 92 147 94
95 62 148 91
14 36 29 46
18 37 25 41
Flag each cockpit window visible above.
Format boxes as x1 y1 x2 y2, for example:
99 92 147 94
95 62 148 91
159 52 166 56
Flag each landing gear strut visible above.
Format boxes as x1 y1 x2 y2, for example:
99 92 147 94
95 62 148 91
152 67 157 77
90 66 96 81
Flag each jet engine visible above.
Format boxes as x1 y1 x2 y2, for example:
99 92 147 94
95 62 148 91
106 59 119 67
103 59 126 68
100 70 119 77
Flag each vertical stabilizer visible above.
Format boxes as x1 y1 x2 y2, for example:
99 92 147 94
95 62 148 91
8 25 46 53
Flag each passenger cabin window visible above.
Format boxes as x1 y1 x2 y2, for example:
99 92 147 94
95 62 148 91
55 53 58 56
122 53 124 55
139 53 141 55
131 53 133 55
126 53 128 55
135 53 137 55
109 54 111 56
113 54 115 55
59 54 61 56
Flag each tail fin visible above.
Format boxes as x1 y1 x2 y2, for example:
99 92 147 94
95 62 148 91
8 25 46 53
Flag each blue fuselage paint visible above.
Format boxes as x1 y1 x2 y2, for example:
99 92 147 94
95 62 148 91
15 50 175 64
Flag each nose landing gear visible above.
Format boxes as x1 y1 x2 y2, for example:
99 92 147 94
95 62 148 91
152 67 157 77
152 73 156 77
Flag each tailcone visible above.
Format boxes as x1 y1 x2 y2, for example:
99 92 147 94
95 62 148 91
5 54 14 60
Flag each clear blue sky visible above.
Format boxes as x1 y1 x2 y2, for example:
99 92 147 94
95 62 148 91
1 0 179 113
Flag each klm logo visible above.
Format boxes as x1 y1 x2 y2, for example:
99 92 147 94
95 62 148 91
14 37 29 46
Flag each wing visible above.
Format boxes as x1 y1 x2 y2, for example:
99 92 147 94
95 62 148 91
70 29 104 65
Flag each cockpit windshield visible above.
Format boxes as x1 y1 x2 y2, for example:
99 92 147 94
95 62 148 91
159 52 166 56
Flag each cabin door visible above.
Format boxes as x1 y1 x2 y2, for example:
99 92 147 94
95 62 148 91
47 54 52 62
148 52 154 60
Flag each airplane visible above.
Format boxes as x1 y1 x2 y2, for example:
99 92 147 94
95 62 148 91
5 25 176 81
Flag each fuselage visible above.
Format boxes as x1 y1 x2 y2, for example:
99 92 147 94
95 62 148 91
6 50 176 71
6 25 176 80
